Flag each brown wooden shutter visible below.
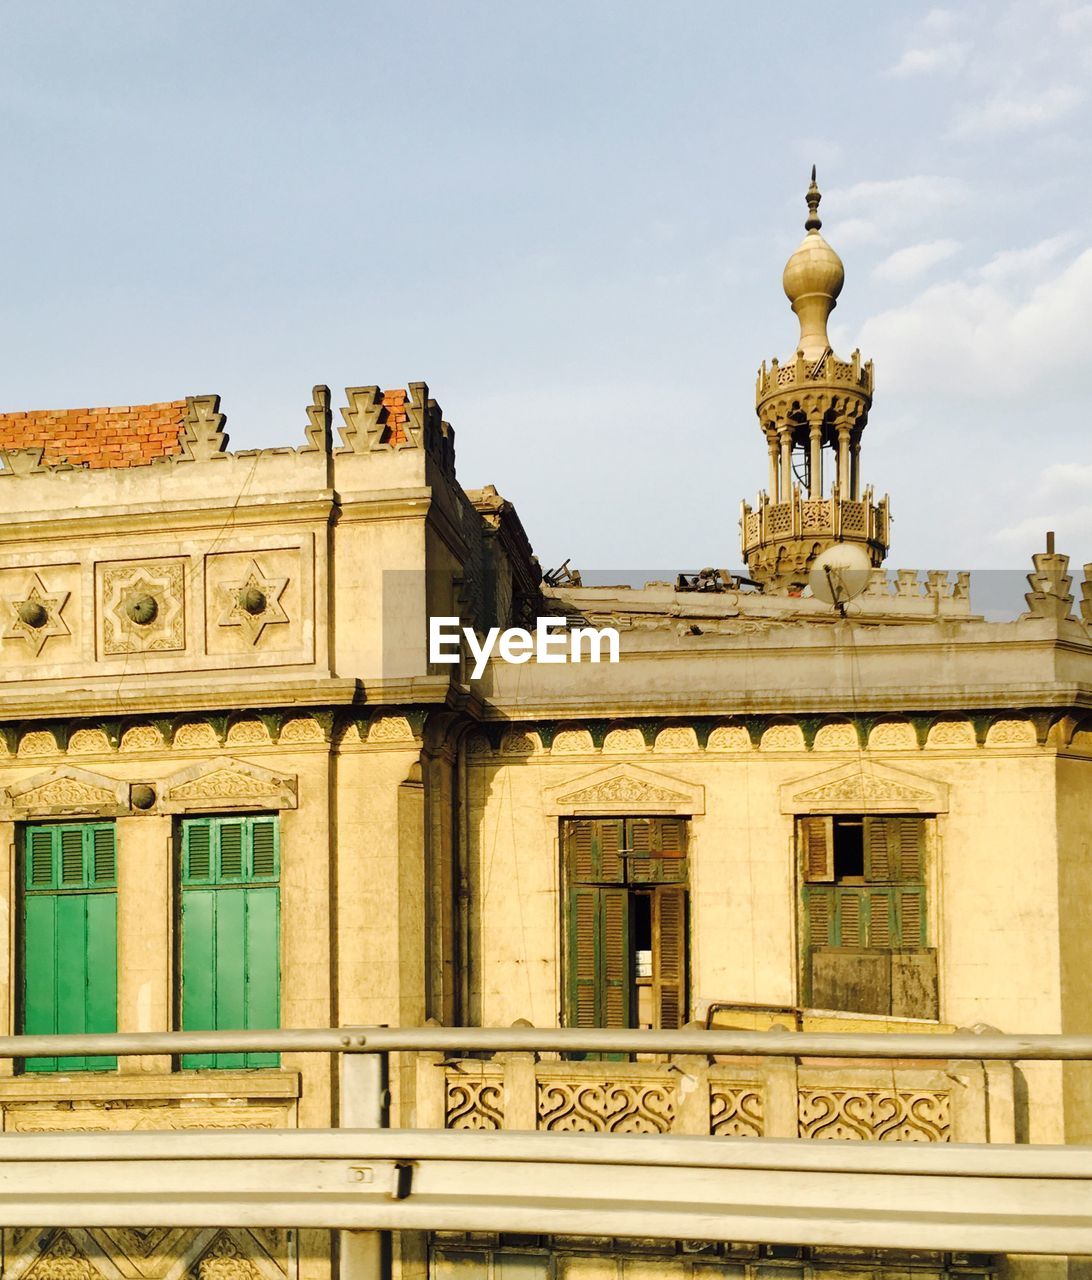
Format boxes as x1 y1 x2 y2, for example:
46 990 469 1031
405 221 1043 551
652 887 687 1030
653 818 687 856
896 818 924 880
628 819 652 855
800 817 834 882
867 889 894 948
865 817 925 883
566 820 597 882
838 889 863 946
600 888 630 1027
863 817 894 882
805 887 836 947
597 820 624 883
898 887 926 946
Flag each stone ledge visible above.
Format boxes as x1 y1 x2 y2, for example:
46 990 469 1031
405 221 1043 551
0 1069 300 1101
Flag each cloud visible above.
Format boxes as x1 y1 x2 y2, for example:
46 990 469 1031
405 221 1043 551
978 233 1078 282
889 41 968 76
951 83 1084 137
858 241 1092 398
828 175 967 247
993 463 1092 555
922 7 958 32
1058 3 1092 35
872 239 960 284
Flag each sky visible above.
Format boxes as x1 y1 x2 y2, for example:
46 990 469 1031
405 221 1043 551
0 1 1090 580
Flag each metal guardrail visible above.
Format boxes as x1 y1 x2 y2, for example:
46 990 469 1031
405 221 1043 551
1 1128 1092 1252
2 1027 1092 1268
2 1024 1092 1059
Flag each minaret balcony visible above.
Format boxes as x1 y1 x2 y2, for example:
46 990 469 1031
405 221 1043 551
741 489 890 565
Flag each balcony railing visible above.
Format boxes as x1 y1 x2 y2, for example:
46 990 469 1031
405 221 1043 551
0 1027 1091 1264
741 491 889 556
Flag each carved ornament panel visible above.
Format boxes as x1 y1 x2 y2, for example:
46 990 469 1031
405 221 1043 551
205 549 306 657
159 757 297 813
98 560 186 656
781 760 948 814
1 570 74 658
544 763 705 816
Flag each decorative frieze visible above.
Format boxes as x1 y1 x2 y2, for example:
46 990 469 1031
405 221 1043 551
465 711 1058 761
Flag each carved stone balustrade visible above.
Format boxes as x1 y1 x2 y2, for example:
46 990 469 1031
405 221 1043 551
740 489 890 589
414 1047 1011 1143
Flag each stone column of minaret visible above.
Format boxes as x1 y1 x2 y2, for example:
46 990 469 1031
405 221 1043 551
741 169 891 590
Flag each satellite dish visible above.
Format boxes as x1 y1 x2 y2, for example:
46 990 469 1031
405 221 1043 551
808 543 873 610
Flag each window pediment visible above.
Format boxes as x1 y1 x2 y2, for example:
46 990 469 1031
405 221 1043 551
1 765 131 818
781 761 948 815
545 763 704 816
160 756 297 813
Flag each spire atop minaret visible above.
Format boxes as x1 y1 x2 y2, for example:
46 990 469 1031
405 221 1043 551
804 164 822 231
782 168 845 361
739 175 889 591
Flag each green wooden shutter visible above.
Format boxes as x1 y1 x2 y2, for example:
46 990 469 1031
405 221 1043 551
180 816 280 1069
567 885 601 1028
600 887 630 1028
22 823 117 1073
565 885 630 1029
652 887 687 1030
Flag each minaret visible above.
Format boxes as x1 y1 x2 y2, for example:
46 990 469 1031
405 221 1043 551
740 169 890 590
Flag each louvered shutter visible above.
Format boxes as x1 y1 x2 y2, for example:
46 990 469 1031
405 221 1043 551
567 886 601 1028
837 889 863 946
800 817 834 882
183 820 213 883
652 887 687 1030
863 818 894 882
898 887 927 946
865 817 924 883
600 888 630 1028
27 828 54 888
219 820 245 880
251 819 278 879
91 826 116 885
568 821 595 882
60 828 83 886
805 886 836 946
597 820 624 883
866 889 895 948
895 818 924 880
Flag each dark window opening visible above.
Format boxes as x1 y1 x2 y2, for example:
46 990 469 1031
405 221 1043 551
832 818 864 880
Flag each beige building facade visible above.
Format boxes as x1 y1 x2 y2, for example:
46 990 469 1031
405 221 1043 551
0 178 1091 1280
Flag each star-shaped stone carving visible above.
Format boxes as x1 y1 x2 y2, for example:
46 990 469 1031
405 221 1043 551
103 565 186 653
3 573 70 656
218 560 289 645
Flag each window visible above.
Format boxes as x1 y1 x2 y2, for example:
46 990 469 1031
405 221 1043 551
563 817 688 1030
179 815 280 1068
800 814 937 1019
21 822 117 1072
